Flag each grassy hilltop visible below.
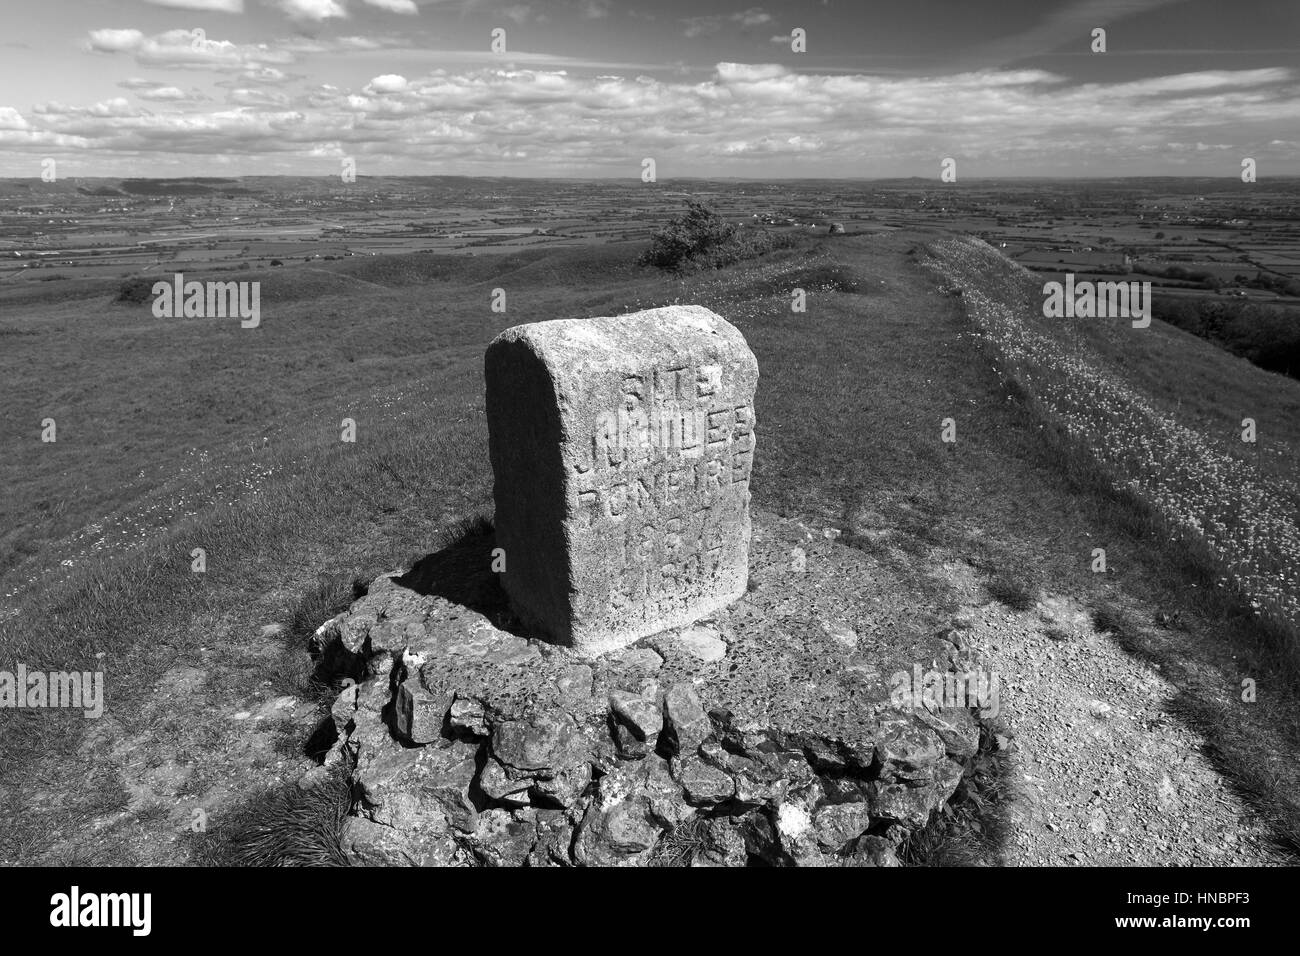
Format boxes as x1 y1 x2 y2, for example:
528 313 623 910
1 229 1297 864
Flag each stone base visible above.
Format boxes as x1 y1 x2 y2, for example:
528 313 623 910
311 510 985 867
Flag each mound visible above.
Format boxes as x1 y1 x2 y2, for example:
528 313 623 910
308 511 984 867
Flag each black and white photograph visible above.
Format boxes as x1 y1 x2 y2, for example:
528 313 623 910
0 0 1296 931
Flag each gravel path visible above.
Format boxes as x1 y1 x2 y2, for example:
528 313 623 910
946 586 1287 866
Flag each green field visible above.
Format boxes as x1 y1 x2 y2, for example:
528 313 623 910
1 229 1297 864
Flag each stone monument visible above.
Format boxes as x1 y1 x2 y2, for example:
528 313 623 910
485 305 758 655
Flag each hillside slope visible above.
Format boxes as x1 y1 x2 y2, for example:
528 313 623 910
0 233 1295 864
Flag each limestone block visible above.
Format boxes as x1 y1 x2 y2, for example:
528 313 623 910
486 305 758 655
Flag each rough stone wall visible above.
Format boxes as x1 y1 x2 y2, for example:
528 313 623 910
308 511 983 867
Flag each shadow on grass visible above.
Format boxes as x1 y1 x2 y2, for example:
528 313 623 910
392 514 509 619
274 513 509 705
985 571 1039 613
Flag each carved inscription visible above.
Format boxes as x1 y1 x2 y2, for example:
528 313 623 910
487 304 757 654
572 365 753 518
570 363 754 619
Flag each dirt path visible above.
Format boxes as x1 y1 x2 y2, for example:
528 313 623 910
933 561 1286 865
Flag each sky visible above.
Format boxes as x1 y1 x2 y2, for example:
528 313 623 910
0 0 1297 178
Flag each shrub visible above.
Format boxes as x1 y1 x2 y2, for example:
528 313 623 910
1151 296 1300 379
639 201 735 271
115 276 157 304
639 201 794 272
693 224 797 271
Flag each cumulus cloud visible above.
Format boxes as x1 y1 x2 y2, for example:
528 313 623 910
366 74 409 93
136 0 421 19
723 133 824 154
0 107 32 131
137 87 189 101
84 27 398 71
4 62 1297 173
34 98 141 119
714 62 789 82
87 29 146 53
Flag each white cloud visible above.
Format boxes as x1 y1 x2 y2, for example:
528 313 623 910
85 28 355 70
279 35 396 54
137 86 197 101
119 78 167 90
7 63 1297 173
723 133 824 154
87 29 146 53
360 0 419 12
1118 68 1291 94
0 107 32 131
228 88 293 107
714 62 788 82
273 0 347 21
34 98 140 119
366 74 409 93
142 0 245 11
236 66 294 84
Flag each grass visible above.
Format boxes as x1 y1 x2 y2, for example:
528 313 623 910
0 242 647 592
272 572 369 701
2 227 1298 865
187 768 352 867
926 236 1300 666
648 814 716 867
922 235 1300 856
898 719 1021 866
